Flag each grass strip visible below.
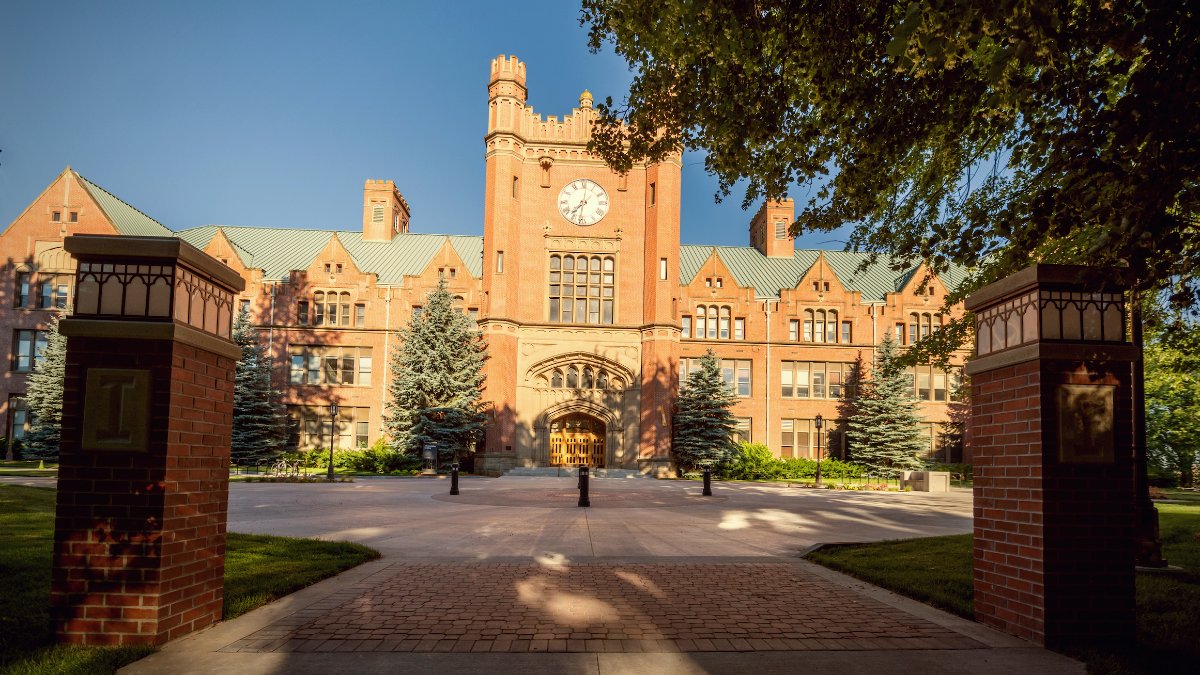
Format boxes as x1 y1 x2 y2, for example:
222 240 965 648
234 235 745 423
806 503 1200 675
0 484 379 674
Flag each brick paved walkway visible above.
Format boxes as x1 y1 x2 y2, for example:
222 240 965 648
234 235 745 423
220 561 983 654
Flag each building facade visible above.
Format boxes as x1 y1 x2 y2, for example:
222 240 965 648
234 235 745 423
1 56 967 471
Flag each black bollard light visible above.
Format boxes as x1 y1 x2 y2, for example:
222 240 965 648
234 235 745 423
450 462 460 495
702 465 713 496
578 465 590 507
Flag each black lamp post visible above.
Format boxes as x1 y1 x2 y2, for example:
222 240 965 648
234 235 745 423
814 414 824 486
326 402 339 481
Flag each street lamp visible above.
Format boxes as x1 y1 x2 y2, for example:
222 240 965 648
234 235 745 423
814 414 824 486
326 402 339 481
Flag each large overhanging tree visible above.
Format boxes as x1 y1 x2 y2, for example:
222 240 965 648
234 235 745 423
581 1 1200 349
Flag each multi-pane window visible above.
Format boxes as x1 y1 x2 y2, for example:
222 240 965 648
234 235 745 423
905 365 954 402
37 274 70 309
12 330 47 372
734 418 752 444
308 291 353 326
546 363 621 390
355 304 366 327
801 309 839 342
298 301 309 325
780 362 853 399
548 254 615 325
789 319 799 341
239 299 251 315
288 346 372 386
681 316 692 338
8 396 29 442
287 405 371 450
780 418 841 459
907 312 939 344
840 321 852 344
681 358 751 397
14 272 30 308
688 305 742 340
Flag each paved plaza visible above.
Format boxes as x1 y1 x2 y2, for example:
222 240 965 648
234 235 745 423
38 475 1077 673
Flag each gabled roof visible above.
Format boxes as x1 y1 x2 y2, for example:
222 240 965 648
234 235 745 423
76 174 174 237
176 226 484 283
680 245 967 301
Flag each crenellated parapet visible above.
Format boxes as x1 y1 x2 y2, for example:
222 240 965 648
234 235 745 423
487 54 603 150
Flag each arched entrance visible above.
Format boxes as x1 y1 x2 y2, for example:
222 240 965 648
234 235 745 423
549 413 606 467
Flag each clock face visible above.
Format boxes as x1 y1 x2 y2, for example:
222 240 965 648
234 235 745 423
558 179 609 226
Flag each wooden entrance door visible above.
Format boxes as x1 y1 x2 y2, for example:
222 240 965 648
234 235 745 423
549 414 605 467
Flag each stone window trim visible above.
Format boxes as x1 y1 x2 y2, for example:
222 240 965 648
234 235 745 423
287 404 371 451
287 344 373 387
800 308 844 343
687 305 744 341
780 361 855 400
528 352 633 392
12 329 47 373
680 357 751 398
299 290 354 327
907 312 941 345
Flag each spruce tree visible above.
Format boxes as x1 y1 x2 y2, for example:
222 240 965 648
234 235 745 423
834 352 867 461
23 313 66 461
847 332 927 478
231 306 288 465
384 279 487 464
672 349 738 472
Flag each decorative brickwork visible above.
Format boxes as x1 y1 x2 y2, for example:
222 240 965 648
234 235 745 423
967 264 1135 647
50 236 242 646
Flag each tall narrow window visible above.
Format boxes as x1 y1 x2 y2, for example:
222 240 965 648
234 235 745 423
659 258 668 281
298 301 309 325
313 292 325 325
895 322 905 343
512 175 519 198
340 292 351 326
734 317 745 340
582 367 594 389
12 330 46 372
355 303 366 327
14 272 29 308
814 310 826 343
781 363 794 397
496 250 505 274
812 362 826 398
789 319 799 341
825 310 838 342
908 313 919 344
649 182 656 206
719 306 731 339
681 316 691 338
781 419 794 458
840 321 852 344
707 306 718 339
566 366 579 388
803 310 814 342
695 306 707 339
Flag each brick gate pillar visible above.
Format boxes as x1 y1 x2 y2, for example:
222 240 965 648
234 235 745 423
51 235 245 646
965 264 1136 646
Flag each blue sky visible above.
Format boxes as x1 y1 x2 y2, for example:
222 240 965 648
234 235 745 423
0 1 841 249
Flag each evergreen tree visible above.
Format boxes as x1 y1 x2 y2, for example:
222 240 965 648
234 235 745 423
847 332 927 478
938 374 971 464
672 349 738 472
384 279 487 464
834 352 867 461
231 306 288 464
23 313 66 461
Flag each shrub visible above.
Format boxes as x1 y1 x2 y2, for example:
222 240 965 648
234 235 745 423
723 443 781 480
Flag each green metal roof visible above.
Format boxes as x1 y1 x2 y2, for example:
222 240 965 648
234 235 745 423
77 174 175 237
176 226 484 283
680 245 966 301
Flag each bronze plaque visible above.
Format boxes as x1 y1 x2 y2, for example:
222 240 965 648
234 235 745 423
82 368 151 452
1056 384 1115 463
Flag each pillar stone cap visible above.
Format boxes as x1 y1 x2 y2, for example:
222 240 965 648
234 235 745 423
965 263 1128 313
64 235 246 293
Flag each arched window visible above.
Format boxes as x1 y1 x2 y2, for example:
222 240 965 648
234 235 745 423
313 291 325 325
920 312 932 339
551 369 563 388
908 313 919 344
696 306 707 340
340 292 352 325
566 366 579 388
597 371 609 389
707 305 718 339
826 310 838 342
719 306 731 339
803 310 814 342
815 310 826 343
582 367 594 389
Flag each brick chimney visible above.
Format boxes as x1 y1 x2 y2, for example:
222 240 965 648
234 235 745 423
749 199 794 258
362 179 411 241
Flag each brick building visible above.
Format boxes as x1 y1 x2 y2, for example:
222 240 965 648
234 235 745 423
1 55 967 472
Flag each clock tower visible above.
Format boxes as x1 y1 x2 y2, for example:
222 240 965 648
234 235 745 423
477 55 681 475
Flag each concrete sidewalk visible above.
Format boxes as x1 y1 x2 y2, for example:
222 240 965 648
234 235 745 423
106 477 1078 674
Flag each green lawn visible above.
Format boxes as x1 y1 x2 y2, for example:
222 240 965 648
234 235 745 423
0 460 58 477
807 503 1200 675
0 485 380 675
